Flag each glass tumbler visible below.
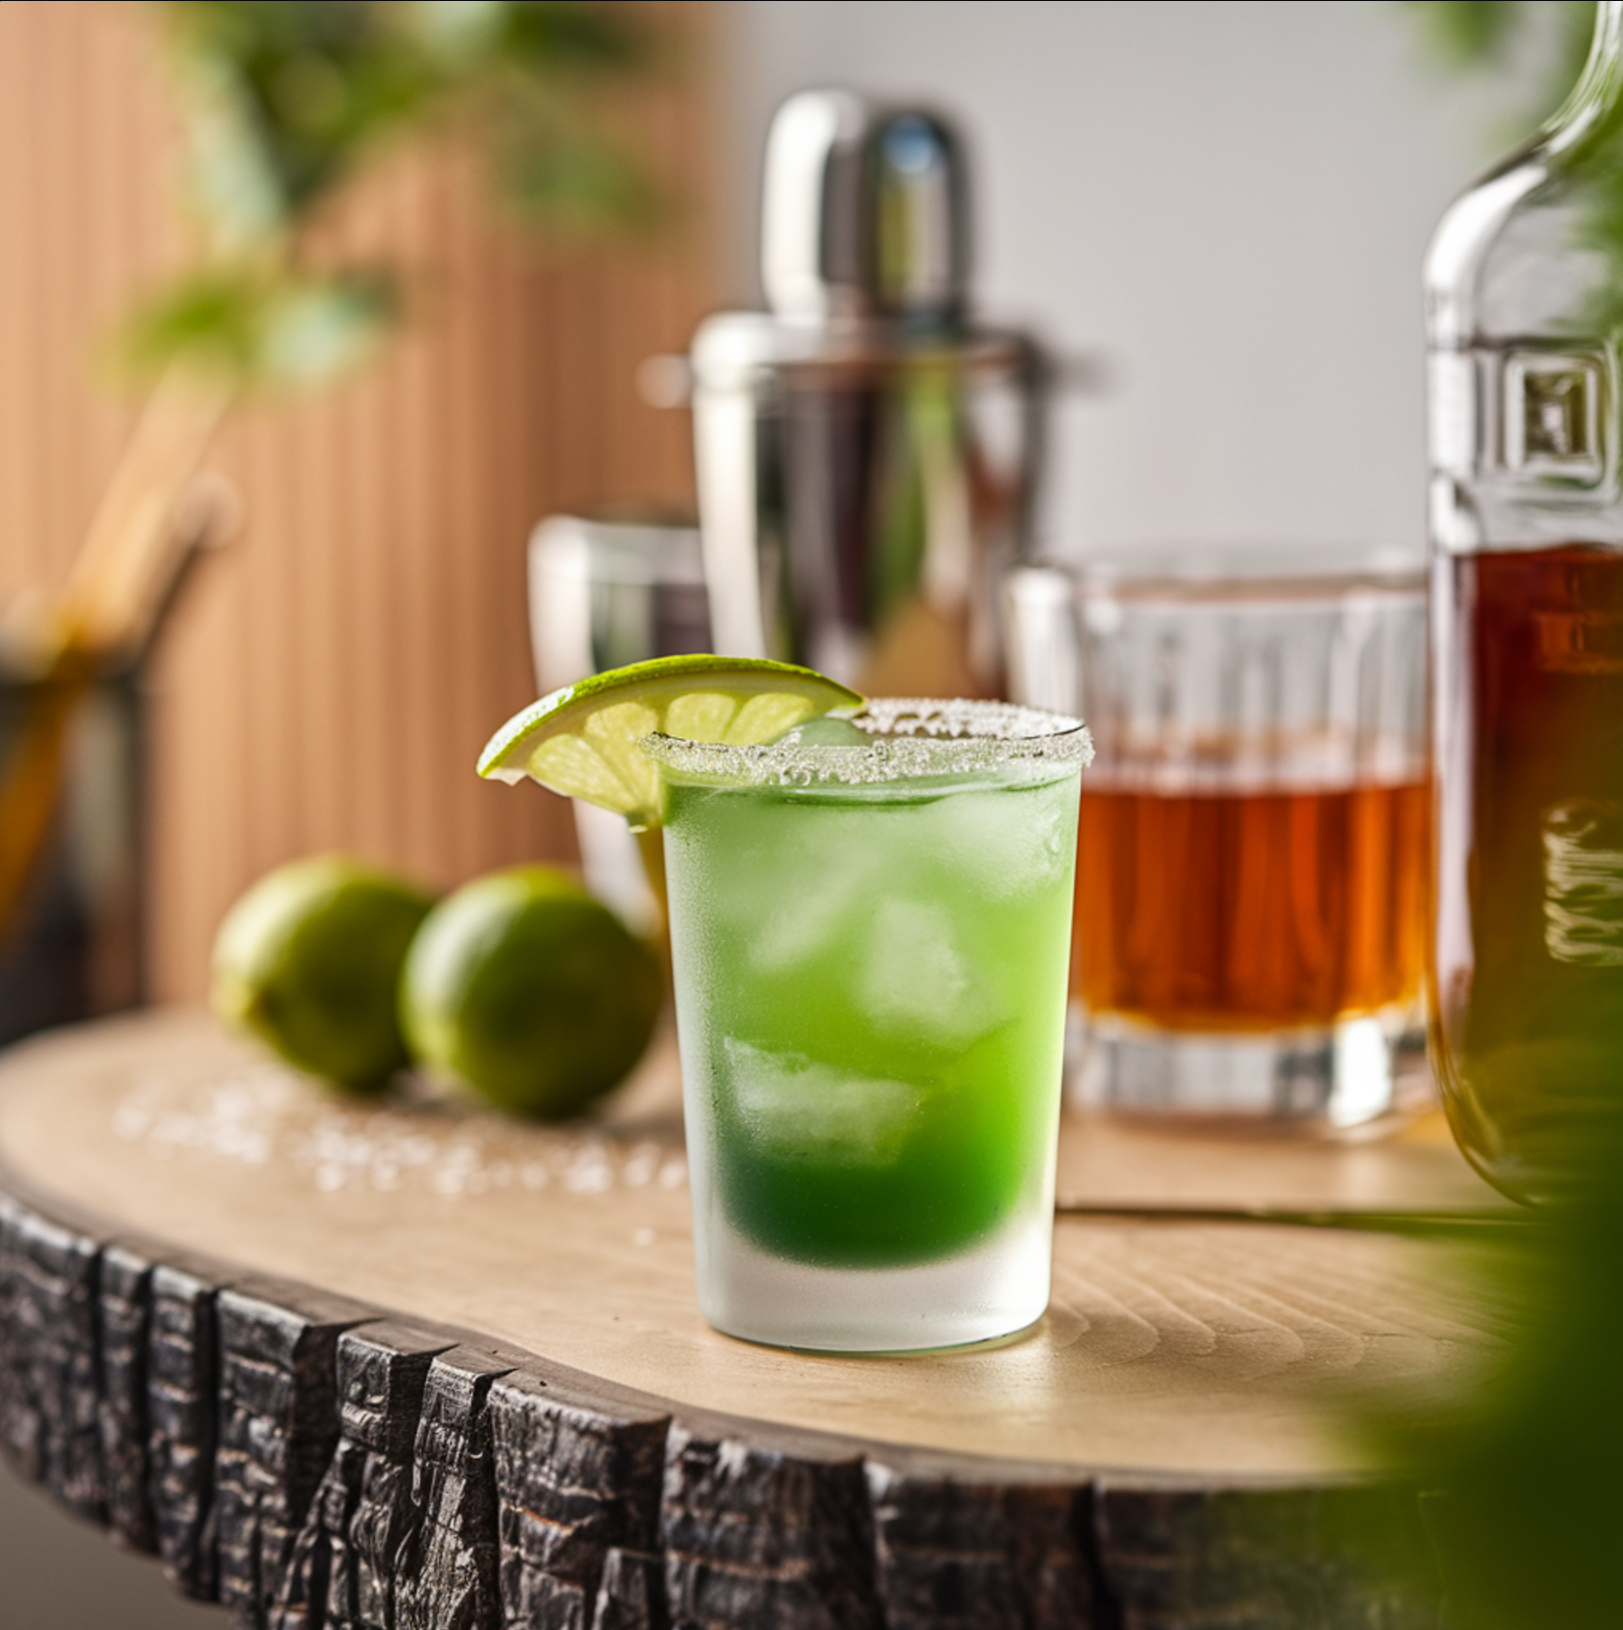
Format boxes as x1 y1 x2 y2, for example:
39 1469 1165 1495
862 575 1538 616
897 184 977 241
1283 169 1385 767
646 699 1088 1352
1005 553 1429 1128
528 514 710 934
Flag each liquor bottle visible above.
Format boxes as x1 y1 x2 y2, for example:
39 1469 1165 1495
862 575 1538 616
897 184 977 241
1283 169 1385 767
1427 0 1623 1199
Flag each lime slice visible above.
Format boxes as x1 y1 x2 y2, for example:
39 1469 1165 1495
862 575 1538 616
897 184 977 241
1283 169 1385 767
477 654 863 828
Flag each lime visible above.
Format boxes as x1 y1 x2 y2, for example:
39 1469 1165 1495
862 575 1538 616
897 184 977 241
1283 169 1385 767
400 865 661 1119
477 654 862 827
212 856 434 1091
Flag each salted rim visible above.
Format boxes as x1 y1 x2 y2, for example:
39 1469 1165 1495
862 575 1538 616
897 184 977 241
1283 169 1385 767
642 697 1092 788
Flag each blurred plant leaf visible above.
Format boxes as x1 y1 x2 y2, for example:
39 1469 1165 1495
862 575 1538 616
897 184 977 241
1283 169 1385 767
260 273 396 381
1400 0 1534 64
462 0 643 71
163 0 439 239
1359 1129 1623 1628
492 117 659 230
135 0 655 383
1399 1 1599 133
121 266 395 386
1399 3 1623 335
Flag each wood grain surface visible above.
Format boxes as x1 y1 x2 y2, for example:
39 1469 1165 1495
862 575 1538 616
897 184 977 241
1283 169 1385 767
0 0 717 1002
0 1012 1501 1626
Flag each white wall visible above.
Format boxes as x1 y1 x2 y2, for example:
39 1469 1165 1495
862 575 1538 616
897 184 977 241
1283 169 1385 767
722 0 1543 561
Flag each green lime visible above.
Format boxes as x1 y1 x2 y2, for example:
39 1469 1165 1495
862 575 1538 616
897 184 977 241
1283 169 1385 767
400 865 661 1119
212 856 434 1091
477 654 862 828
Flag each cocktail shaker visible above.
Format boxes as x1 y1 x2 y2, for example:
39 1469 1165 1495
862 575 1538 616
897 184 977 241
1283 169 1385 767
686 91 1050 696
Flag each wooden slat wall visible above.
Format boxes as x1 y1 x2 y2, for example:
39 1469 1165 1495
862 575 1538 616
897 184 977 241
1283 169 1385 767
0 1 716 999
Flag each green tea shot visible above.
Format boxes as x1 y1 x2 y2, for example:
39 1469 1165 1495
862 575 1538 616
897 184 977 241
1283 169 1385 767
480 662 1090 1351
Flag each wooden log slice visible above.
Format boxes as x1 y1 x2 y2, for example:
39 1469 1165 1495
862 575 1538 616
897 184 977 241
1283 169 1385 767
0 1011 1503 1629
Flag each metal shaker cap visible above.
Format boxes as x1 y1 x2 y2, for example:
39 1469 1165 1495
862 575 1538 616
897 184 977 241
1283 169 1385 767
760 92 974 327
867 111 970 323
760 89 871 322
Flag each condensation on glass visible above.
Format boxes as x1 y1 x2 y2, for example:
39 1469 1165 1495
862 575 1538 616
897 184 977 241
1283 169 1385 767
650 701 1087 1352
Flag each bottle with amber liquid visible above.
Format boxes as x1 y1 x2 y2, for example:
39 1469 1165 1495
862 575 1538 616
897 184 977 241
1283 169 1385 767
1429 0 1623 1200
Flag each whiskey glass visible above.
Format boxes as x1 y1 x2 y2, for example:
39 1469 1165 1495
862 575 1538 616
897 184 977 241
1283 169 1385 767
1005 549 1428 1128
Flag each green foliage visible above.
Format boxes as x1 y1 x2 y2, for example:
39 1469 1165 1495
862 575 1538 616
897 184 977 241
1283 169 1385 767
1366 1123 1623 1627
1400 0 1529 64
129 0 653 386
489 116 658 229
1400 3 1623 335
124 266 396 385
1399 1 1598 131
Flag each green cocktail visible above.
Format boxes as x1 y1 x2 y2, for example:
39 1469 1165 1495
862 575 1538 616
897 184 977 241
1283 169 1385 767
649 698 1088 1352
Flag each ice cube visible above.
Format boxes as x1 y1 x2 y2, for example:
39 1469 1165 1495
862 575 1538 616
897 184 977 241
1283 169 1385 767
925 782 1072 896
860 896 1001 1048
750 832 886 972
772 715 873 746
722 1038 921 1163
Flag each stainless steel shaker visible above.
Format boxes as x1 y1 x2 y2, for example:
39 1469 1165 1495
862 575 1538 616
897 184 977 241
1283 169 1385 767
687 91 1049 697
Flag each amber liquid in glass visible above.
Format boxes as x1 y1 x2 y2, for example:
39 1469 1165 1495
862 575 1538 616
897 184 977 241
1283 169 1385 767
1074 780 1430 1032
1433 543 1623 1198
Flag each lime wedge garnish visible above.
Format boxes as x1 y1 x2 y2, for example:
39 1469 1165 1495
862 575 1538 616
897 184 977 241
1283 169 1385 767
477 655 863 828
